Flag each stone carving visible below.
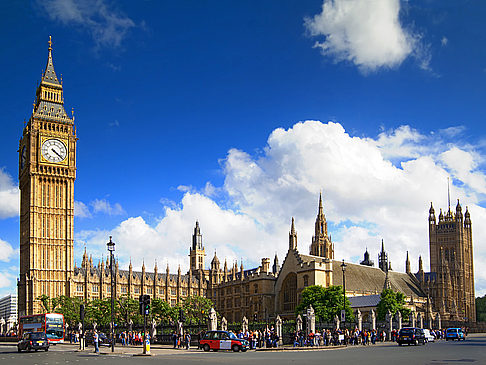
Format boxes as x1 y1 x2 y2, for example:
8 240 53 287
334 314 340 330
396 311 402 330
385 310 393 341
221 317 228 331
307 306 316 336
275 315 283 345
242 316 248 333
208 307 218 331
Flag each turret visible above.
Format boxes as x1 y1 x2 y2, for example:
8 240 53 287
224 259 228 282
289 217 298 251
360 248 374 267
261 258 270 273
464 206 471 227
272 253 280 274
405 251 411 274
378 239 388 272
429 202 436 223
418 255 423 273
240 261 244 281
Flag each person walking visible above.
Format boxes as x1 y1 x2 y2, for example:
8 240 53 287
93 330 99 354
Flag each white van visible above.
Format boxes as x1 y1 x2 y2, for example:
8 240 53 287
423 329 435 342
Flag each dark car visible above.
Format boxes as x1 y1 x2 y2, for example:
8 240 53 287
397 327 426 346
85 331 112 347
199 330 249 352
18 332 49 352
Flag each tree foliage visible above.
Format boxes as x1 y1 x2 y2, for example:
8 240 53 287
181 295 214 324
151 298 178 323
54 296 83 327
476 295 486 322
376 288 411 320
296 285 354 322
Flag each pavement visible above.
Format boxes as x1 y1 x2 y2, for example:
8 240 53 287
0 334 485 365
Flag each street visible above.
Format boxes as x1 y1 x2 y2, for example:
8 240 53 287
0 334 485 365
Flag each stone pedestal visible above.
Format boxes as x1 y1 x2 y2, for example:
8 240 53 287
296 314 303 332
396 311 402 331
385 310 393 341
275 315 283 346
417 313 423 329
356 309 362 332
370 309 376 331
306 306 316 336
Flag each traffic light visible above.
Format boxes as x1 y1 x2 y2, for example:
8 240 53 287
139 295 150 316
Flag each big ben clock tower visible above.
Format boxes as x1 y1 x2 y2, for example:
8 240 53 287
18 37 77 315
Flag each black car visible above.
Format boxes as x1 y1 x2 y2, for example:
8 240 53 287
85 331 112 347
18 332 49 352
397 327 426 346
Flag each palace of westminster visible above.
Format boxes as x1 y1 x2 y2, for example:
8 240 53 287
17 39 476 324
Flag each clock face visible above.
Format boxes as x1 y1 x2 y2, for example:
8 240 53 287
41 138 67 163
21 146 26 169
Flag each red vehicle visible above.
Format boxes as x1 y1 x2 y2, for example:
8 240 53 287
199 330 249 352
18 313 65 343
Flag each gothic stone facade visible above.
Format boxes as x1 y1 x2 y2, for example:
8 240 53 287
18 40 474 323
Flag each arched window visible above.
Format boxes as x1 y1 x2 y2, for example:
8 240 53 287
281 272 297 312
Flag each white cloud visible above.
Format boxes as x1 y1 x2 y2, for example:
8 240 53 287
0 168 19 219
91 199 125 216
441 37 448 46
0 239 15 262
37 0 135 48
75 121 486 297
74 201 92 218
304 0 423 73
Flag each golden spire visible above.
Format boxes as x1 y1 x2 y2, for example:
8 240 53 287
48 35 52 52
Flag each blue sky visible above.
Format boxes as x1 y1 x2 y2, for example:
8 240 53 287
1 0 486 298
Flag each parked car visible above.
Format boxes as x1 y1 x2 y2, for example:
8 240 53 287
423 329 435 342
85 331 113 347
199 330 249 352
397 327 426 346
445 328 465 341
18 332 49 352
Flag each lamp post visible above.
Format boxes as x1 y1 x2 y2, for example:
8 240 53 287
107 236 115 353
340 260 347 336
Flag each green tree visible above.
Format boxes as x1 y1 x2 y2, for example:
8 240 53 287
36 295 60 313
296 285 354 322
476 295 486 322
85 298 112 326
181 296 215 324
151 298 178 324
54 296 82 327
116 295 143 325
376 288 411 320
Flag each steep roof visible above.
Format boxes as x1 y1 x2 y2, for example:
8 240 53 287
331 260 425 298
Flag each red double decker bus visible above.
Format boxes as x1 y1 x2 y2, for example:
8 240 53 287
19 313 65 343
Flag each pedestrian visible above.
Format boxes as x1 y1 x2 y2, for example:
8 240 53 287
93 330 99 353
185 332 191 350
172 331 177 349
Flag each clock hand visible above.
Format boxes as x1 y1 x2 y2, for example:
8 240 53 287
51 149 63 159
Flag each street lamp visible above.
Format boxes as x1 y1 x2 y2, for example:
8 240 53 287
107 236 116 353
340 260 347 335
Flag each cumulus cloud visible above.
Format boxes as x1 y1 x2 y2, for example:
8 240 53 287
37 0 135 48
305 0 423 72
74 201 92 218
0 168 19 219
91 199 125 216
0 239 15 262
75 121 486 296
